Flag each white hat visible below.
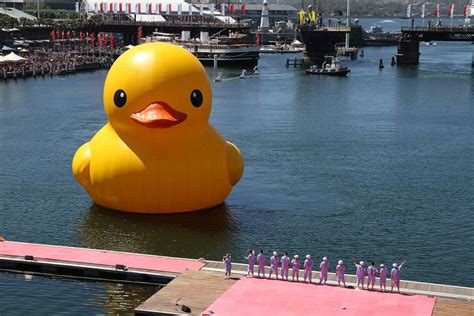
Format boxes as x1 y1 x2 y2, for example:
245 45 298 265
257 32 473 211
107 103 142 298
323 257 327 261
306 254 311 259
393 263 398 268
338 260 343 264
273 251 278 256
294 255 299 259
360 261 364 265
380 263 384 267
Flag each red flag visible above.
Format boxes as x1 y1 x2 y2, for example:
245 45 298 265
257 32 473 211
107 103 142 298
230 3 234 14
464 4 467 17
100 2 103 12
97 34 102 48
158 3 162 13
80 32 83 41
434 4 439 18
90 32 95 42
50 30 55 42
449 4 454 18
62 31 65 40
67 31 71 40
110 34 115 49
104 33 108 45
56 29 60 39
137 25 142 39
241 3 245 15
168 3 172 13
119 3 122 12
109 3 113 12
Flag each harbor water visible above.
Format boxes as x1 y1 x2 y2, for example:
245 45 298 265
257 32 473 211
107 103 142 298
1 19 473 313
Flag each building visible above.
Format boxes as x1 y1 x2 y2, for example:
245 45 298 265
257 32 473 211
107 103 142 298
233 3 298 27
0 0 76 10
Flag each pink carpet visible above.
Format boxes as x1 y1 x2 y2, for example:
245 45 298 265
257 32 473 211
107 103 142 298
0 241 204 273
203 277 437 316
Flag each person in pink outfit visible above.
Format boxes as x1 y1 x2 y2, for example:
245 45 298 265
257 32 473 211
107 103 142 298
303 255 313 283
256 250 266 278
280 252 290 280
352 258 366 289
319 257 329 285
367 262 378 290
336 260 346 287
391 260 406 293
291 255 300 281
245 249 255 277
223 254 232 279
269 251 279 279
379 263 387 291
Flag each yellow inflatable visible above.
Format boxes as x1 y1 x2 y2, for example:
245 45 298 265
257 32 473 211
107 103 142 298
72 43 244 213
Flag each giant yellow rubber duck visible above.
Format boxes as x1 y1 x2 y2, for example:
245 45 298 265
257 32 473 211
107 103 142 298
72 43 244 213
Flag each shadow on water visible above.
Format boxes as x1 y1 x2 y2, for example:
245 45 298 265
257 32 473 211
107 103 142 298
77 203 238 260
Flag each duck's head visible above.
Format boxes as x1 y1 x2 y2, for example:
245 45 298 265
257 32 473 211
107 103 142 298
103 43 211 139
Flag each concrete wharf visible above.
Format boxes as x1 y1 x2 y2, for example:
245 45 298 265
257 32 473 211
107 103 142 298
0 241 472 315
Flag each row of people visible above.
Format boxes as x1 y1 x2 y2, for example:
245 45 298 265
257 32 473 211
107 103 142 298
223 250 407 293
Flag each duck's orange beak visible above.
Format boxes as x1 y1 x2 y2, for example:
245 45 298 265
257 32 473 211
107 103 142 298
130 102 187 128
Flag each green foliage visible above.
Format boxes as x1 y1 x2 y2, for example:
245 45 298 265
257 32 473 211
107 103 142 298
0 13 18 28
23 2 50 10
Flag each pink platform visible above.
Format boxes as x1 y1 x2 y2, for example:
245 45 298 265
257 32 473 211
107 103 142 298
0 241 204 273
203 277 437 316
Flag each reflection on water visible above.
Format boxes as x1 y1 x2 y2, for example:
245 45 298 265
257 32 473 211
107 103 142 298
78 203 239 259
0 272 160 315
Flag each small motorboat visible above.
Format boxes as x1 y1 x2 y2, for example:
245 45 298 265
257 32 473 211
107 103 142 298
306 57 350 77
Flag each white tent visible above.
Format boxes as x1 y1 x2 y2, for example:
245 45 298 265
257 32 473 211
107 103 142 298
1 52 27 63
85 0 194 15
1 45 14 51
84 0 236 23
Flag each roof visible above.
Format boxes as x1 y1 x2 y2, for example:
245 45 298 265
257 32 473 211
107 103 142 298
0 7 37 20
134 14 167 22
241 4 298 12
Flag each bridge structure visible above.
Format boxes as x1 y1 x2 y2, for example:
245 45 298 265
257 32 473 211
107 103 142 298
396 26 474 65
16 19 251 45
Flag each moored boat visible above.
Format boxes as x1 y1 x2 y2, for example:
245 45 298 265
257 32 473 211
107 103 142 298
305 56 350 76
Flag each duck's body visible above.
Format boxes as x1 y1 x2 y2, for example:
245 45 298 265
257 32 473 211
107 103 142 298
72 43 243 213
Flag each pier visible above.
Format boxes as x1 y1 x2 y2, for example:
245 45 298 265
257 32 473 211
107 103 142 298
0 241 472 315
397 26 474 65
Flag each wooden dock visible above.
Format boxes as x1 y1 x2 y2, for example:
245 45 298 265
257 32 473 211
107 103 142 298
135 269 472 316
285 58 306 68
135 270 236 315
0 241 472 315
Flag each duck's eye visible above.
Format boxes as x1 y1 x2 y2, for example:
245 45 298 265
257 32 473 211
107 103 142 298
190 89 203 108
114 89 127 108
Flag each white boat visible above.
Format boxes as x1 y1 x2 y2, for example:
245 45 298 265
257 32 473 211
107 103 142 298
183 34 260 68
306 56 350 76
142 31 260 68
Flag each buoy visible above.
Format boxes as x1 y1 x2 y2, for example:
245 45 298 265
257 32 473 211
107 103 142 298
0 236 5 242
214 72 223 82
379 59 384 69
360 49 364 57
391 56 396 66
253 66 259 75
